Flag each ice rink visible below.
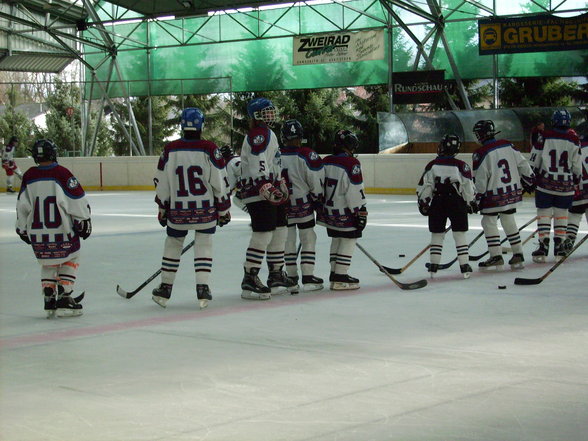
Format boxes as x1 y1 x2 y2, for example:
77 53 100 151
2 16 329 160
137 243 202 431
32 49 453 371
1 191 588 441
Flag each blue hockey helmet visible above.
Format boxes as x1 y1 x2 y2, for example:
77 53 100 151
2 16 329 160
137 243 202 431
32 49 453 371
551 108 571 128
31 139 58 164
438 134 461 157
246 97 278 125
334 129 359 154
180 107 205 131
280 119 304 143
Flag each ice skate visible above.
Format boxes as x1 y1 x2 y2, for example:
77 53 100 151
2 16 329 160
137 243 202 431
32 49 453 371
460 263 473 279
267 267 299 295
43 287 57 319
330 274 359 291
241 267 271 300
6 186 15 193
508 253 525 269
302 275 324 292
152 283 172 307
56 289 83 317
428 263 438 278
478 255 504 270
197 284 212 309
532 238 549 263
553 237 568 262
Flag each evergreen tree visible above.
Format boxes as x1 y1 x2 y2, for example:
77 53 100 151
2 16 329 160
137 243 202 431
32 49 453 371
0 105 35 157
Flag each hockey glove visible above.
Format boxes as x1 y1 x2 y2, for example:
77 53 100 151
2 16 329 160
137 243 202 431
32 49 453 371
74 219 92 239
157 207 168 227
418 200 430 216
356 208 368 231
521 178 535 194
259 182 284 206
218 211 231 227
278 178 290 204
17 230 31 244
467 200 479 214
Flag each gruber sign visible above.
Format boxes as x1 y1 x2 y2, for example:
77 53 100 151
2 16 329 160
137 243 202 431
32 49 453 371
479 13 588 55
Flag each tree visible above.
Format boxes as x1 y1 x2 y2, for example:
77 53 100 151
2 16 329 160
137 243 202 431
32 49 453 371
498 77 580 108
0 104 35 157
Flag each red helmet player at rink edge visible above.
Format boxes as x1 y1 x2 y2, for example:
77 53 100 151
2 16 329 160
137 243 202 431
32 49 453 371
246 97 278 126
333 129 359 155
180 107 205 131
280 119 304 144
30 139 58 164
438 134 461 157
472 120 499 143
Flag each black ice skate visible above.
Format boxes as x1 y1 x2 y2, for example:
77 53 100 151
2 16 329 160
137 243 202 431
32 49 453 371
196 284 212 309
460 263 473 279
302 275 324 292
428 263 439 278
6 186 15 193
330 274 359 291
553 237 568 262
532 238 549 263
56 288 83 317
267 267 299 295
152 283 172 308
43 287 57 319
508 253 525 269
478 255 504 270
241 267 271 300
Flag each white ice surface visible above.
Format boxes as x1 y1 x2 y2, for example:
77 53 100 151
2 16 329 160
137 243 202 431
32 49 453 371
1 192 588 441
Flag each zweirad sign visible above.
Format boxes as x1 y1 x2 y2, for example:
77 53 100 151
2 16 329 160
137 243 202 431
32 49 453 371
479 13 588 55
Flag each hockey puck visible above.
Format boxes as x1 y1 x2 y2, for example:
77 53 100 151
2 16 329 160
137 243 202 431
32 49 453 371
498 285 506 290
399 254 406 258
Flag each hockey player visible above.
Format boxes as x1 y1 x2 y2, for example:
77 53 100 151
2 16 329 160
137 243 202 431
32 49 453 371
220 144 247 213
280 119 325 291
529 108 582 262
2 136 23 193
472 120 535 270
16 139 91 318
317 129 366 290
417 134 477 279
565 130 588 249
238 97 297 300
152 107 231 309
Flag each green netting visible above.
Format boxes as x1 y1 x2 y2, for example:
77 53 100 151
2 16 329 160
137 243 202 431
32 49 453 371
84 0 588 98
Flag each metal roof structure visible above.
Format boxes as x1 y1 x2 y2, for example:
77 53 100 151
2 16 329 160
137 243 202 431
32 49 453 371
1 0 587 155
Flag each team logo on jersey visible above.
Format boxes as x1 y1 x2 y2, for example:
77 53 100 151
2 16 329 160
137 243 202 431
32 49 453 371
214 148 222 161
309 151 319 161
67 177 79 189
472 153 479 164
351 164 361 175
463 163 470 173
253 135 265 145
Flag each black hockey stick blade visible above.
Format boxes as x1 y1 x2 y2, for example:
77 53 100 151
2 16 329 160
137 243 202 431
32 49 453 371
380 265 402 275
397 278 428 290
513 276 542 285
116 284 139 299
425 257 457 271
74 292 84 303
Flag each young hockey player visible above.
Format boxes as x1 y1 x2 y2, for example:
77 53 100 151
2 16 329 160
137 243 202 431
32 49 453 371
529 109 582 262
2 136 23 193
152 107 231 309
280 119 325 292
317 129 366 290
565 130 588 249
417 134 477 279
472 120 535 270
238 97 297 300
220 144 247 213
16 139 91 318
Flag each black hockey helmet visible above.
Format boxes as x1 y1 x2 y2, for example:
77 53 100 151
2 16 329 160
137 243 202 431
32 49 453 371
334 129 359 154
473 120 498 143
31 139 58 164
551 108 571 128
220 145 234 160
280 119 304 143
438 134 461 157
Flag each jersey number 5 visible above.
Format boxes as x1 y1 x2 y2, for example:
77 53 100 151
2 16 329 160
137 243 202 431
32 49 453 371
175 165 206 197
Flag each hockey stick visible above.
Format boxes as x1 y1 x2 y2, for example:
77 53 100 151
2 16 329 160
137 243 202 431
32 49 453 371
116 240 195 299
469 215 538 261
381 227 451 274
514 233 588 285
356 243 427 290
425 228 486 271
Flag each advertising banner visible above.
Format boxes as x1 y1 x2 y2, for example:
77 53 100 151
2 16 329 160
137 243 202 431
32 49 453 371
391 70 447 104
479 13 588 55
293 29 385 65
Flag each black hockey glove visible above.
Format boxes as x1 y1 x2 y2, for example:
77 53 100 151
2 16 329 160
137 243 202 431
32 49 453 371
218 211 231 227
418 200 430 216
467 200 479 214
158 207 167 227
356 207 368 231
74 219 92 240
17 230 31 244
521 178 535 194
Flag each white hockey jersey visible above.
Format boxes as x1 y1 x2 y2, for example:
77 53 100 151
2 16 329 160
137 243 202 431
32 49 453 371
16 163 91 265
2 142 16 163
317 153 366 231
238 126 282 204
417 156 476 207
155 138 231 231
225 155 241 192
472 139 534 214
280 145 324 225
572 137 588 207
529 128 582 196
